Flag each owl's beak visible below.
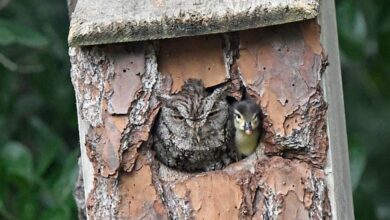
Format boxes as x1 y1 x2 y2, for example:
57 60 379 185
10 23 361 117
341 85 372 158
244 122 253 135
196 135 201 143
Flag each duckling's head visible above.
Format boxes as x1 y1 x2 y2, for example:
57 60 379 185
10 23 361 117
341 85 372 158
233 100 261 135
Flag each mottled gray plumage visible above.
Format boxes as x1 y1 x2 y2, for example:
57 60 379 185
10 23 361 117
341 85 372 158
153 79 232 172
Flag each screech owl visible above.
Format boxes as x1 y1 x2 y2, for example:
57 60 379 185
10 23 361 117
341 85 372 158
153 79 232 172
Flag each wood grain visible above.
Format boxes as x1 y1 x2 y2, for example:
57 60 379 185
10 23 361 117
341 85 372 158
68 0 319 46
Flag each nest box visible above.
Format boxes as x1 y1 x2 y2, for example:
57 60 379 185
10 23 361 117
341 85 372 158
68 0 354 219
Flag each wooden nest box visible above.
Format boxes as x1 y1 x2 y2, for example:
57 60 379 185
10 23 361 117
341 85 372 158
68 0 354 219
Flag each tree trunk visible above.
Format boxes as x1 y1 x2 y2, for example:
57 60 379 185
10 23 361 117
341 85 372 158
69 1 353 219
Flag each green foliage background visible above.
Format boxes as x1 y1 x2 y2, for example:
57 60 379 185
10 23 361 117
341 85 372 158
0 0 78 219
337 0 390 219
0 0 388 219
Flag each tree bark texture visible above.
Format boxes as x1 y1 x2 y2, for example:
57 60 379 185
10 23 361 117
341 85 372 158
70 19 332 219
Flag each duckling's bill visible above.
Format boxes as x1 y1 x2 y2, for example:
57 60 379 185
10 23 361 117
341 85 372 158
244 122 253 135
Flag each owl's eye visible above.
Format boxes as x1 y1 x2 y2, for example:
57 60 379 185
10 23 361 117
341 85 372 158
172 115 184 121
208 110 219 117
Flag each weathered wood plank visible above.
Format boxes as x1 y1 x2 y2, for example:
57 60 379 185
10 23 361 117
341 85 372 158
68 0 319 46
319 0 355 219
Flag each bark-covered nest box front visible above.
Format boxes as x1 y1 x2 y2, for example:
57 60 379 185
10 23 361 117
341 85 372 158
69 0 334 219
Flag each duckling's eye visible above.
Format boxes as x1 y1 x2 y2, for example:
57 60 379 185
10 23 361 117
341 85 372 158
253 114 258 121
234 113 242 120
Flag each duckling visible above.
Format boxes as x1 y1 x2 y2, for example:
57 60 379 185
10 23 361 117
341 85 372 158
232 100 261 157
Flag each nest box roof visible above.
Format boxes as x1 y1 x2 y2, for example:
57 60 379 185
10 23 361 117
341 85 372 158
68 0 319 46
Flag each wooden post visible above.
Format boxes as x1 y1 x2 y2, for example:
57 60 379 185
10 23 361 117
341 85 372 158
68 0 354 219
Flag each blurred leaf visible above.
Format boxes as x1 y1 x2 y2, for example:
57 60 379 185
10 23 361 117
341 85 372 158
349 143 366 191
380 15 390 33
353 186 378 219
29 117 63 176
0 19 48 48
14 93 43 117
337 1 367 60
0 53 18 71
0 198 15 220
0 115 7 141
11 25 48 48
18 194 38 220
52 150 78 203
0 26 15 45
1 141 34 183
41 206 70 220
